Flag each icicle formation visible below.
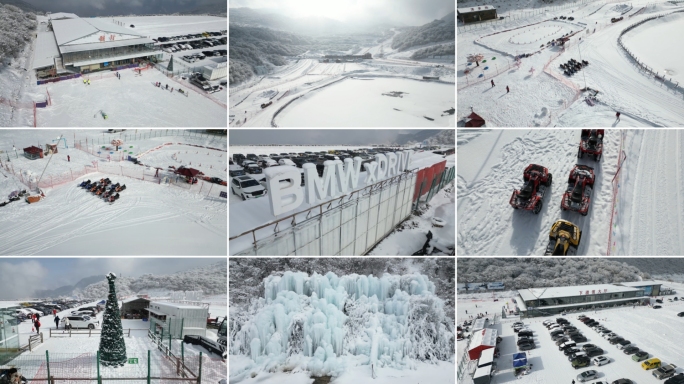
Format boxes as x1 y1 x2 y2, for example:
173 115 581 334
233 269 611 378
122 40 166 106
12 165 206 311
98 272 127 367
231 272 452 376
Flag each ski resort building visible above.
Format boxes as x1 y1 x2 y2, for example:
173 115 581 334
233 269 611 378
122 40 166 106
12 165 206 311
467 328 497 360
516 282 659 317
23 146 44 160
0 304 21 365
33 13 162 77
322 53 372 62
120 297 150 319
457 6 498 24
146 301 209 338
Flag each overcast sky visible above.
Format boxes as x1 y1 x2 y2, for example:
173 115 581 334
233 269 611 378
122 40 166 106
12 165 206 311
229 0 454 25
0 258 221 300
230 129 422 145
25 0 225 17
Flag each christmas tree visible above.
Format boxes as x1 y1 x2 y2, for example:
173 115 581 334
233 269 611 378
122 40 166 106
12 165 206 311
167 55 174 72
98 272 127 367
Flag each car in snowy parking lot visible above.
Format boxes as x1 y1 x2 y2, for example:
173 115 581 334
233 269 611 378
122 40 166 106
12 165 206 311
633 351 650 362
611 380 633 384
623 346 640 355
61 315 99 329
593 356 610 366
564 347 581 356
577 369 598 382
231 175 267 200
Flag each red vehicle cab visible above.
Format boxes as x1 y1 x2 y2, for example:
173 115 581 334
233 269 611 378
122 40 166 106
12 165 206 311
561 165 595 216
510 164 553 214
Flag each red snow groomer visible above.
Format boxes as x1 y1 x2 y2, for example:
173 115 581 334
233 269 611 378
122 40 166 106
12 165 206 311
560 164 595 216
510 164 553 214
577 129 604 161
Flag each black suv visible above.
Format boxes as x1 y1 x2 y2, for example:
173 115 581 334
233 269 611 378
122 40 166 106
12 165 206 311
585 348 604 357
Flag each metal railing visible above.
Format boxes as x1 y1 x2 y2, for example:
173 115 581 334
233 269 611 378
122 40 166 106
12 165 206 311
49 328 132 337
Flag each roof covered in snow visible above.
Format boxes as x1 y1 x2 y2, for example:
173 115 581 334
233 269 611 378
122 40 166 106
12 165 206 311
469 328 497 350
458 6 496 14
518 283 643 302
471 317 488 332
618 281 662 287
473 365 492 379
51 17 148 48
49 12 79 20
33 31 60 69
121 297 149 304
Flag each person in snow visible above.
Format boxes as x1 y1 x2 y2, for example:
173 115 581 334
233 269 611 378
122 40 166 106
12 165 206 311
0 368 27 384
87 79 91 85
67 155 70 162
171 88 173 92
491 80 495 87
34 318 40 334
165 84 168 90
506 86 510 93
52 309 56 316
54 315 60 329
615 112 621 122
64 317 70 331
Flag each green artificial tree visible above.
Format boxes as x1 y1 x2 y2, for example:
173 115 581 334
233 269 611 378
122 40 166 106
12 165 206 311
98 272 127 367
167 55 174 72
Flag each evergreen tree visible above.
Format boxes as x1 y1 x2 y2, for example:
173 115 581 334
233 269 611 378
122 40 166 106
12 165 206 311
167 55 174 72
98 273 127 367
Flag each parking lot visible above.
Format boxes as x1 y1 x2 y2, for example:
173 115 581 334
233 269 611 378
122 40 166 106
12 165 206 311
458 289 684 384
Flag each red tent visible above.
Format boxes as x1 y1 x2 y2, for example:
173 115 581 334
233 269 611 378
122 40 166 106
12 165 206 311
465 112 486 127
175 167 201 177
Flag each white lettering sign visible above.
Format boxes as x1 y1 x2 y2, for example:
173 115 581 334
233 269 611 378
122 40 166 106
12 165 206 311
265 167 304 216
265 150 413 216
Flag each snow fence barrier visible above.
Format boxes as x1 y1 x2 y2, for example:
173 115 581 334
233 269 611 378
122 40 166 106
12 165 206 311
231 171 417 255
607 130 627 255
618 10 684 92
0 349 224 383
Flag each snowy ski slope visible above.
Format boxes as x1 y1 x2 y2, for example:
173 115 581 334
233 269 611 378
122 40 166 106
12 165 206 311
458 129 684 255
458 0 684 126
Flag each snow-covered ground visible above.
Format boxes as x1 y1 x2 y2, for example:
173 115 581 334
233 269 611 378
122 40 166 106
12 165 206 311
276 77 455 127
0 130 226 255
457 129 684 255
230 36 455 127
457 281 684 384
458 0 684 126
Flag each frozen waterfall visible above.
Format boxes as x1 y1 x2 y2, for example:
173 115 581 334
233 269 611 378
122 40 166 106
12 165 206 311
230 272 453 377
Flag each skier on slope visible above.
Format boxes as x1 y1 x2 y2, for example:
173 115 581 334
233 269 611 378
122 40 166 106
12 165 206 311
491 80 495 87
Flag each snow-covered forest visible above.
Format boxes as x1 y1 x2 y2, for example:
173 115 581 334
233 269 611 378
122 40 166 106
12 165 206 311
391 11 455 51
458 258 648 289
229 258 455 383
0 4 36 61
68 261 227 299
411 42 455 59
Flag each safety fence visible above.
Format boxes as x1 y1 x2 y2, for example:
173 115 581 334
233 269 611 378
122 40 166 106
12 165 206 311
232 171 417 255
71 130 227 148
36 64 149 86
458 60 515 90
0 349 224 383
48 328 133 338
148 333 225 384
0 160 224 198
607 130 627 256
618 10 684 92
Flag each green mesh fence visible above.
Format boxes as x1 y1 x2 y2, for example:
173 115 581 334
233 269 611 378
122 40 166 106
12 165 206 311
0 348 225 383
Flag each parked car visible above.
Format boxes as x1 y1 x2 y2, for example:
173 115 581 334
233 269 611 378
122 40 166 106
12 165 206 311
609 336 624 344
61 315 99 329
617 340 632 350
71 310 95 316
656 299 663 303
577 314 586 319
586 348 604 357
571 335 588 343
229 164 245 178
559 342 576 350
564 347 581 356
664 374 684 384
577 369 598 382
623 346 640 355
581 344 597 351
603 332 617 339
611 380 633 384
593 356 610 366
633 351 649 362
654 305 662 309
568 351 587 361
572 356 591 369
642 358 662 370
231 175 267 200
245 164 262 174
518 342 535 351
678 312 684 317
653 364 678 379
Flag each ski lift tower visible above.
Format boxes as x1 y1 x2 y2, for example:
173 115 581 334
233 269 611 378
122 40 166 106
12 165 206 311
52 136 68 149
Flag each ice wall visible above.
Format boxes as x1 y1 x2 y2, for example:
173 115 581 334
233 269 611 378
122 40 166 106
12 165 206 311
231 272 451 377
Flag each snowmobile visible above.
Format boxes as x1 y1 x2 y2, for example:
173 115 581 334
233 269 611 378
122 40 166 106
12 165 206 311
544 219 581 255
78 179 91 188
578 129 604 161
509 164 553 214
114 184 126 192
560 165 595 216
89 184 100 192
107 193 120 203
